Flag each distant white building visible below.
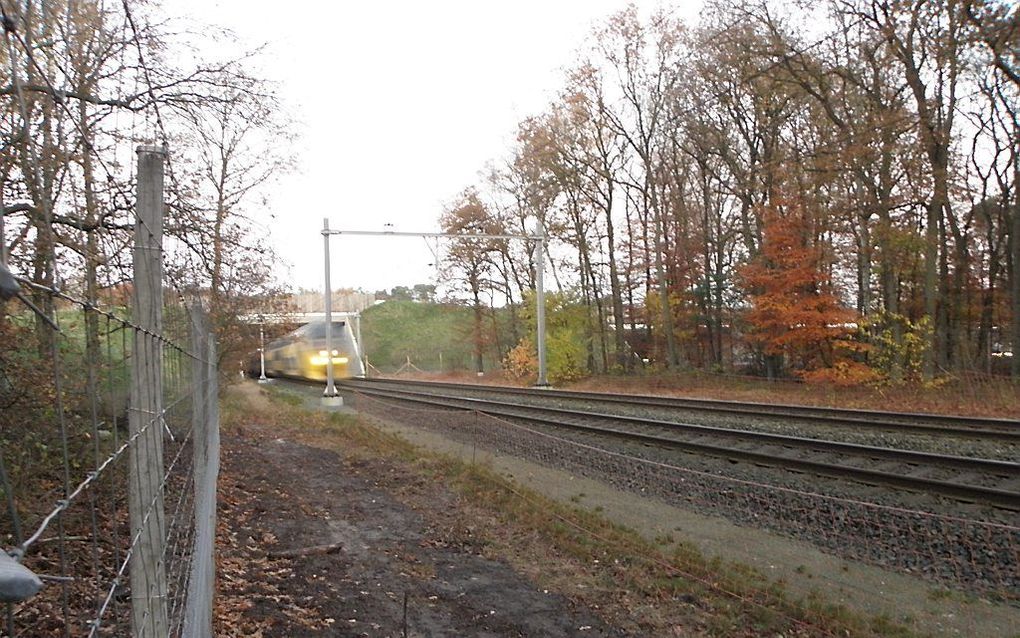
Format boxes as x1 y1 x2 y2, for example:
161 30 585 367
289 289 375 313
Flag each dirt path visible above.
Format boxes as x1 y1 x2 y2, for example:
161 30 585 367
214 390 627 637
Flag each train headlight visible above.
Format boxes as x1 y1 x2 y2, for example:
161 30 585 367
311 351 349 366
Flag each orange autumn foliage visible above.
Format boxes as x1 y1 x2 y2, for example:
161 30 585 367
739 203 860 378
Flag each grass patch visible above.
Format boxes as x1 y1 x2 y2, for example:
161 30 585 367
265 386 304 407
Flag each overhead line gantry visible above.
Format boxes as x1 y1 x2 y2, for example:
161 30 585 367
320 219 550 403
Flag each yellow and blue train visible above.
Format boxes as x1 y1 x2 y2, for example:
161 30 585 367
257 320 365 381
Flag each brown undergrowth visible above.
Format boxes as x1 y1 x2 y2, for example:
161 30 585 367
214 453 335 637
572 371 1018 418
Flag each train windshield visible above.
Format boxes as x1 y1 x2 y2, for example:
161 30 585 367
303 321 345 339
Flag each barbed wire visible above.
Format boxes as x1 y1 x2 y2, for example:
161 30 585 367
88 415 196 637
1 312 209 637
13 276 209 363
16 391 195 557
0 5 221 637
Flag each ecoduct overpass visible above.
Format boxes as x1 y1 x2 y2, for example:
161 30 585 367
238 311 361 325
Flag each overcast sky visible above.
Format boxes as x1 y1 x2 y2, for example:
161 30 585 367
178 0 703 294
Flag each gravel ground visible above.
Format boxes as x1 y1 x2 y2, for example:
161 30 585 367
495 416 1017 523
273 379 1020 637
366 412 1020 638
404 384 1020 462
351 384 1018 515
344 390 1020 604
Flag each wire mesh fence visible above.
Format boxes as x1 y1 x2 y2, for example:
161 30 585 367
350 391 1020 607
0 150 219 637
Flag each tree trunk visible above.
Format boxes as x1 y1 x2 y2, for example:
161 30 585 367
604 193 628 371
876 205 904 381
31 113 57 356
641 200 653 344
79 95 102 386
701 168 720 367
210 159 229 321
471 278 484 374
977 267 996 373
765 352 782 380
648 178 680 369
937 211 952 370
576 240 597 373
1012 145 1020 377
856 211 872 315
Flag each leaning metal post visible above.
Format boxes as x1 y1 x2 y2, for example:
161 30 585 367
534 227 549 387
322 218 341 405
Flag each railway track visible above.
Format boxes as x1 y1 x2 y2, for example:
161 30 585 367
350 377 1020 441
340 378 1020 510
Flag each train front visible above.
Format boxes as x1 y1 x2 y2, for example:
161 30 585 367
301 320 365 381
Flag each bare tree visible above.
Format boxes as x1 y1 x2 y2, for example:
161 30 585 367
440 189 499 374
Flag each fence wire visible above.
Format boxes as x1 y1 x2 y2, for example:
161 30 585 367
0 151 219 637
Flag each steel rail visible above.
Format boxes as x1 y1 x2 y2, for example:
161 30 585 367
341 380 1020 510
354 378 1020 440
